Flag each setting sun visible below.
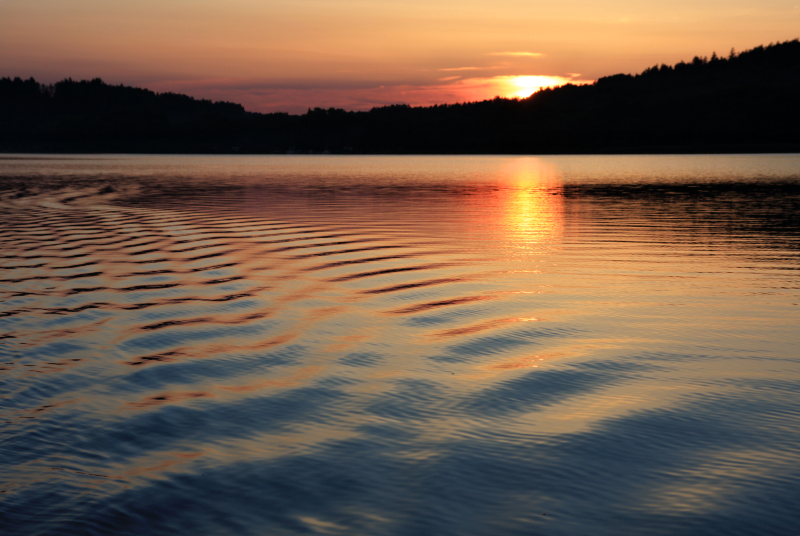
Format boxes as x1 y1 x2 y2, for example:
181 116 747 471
497 75 575 98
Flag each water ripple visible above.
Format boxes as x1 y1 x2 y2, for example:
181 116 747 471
1 155 799 536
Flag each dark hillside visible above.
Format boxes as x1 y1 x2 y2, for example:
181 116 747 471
1 39 798 153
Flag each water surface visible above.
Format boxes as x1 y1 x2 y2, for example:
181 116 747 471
1 154 799 535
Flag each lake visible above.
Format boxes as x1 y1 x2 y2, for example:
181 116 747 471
1 154 799 535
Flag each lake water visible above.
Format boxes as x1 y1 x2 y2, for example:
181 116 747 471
1 154 799 536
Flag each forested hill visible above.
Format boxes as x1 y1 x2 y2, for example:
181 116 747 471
2 39 799 154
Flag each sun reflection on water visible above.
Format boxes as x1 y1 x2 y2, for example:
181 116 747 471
497 158 565 246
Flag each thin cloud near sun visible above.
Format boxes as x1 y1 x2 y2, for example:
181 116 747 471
438 67 484 71
487 52 545 57
144 69 595 112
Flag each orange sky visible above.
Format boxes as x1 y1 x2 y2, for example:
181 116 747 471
1 0 797 113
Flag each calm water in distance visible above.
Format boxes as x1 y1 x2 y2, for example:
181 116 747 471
1 154 799 535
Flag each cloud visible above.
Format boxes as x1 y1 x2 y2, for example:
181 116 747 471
437 66 482 71
488 52 544 57
142 71 595 114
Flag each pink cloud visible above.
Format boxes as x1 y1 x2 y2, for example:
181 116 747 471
143 74 594 114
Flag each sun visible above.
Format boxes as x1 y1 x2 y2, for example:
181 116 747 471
501 75 572 98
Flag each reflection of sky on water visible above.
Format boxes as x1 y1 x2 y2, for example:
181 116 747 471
1 155 799 535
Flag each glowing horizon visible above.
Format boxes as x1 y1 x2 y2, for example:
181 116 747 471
0 0 797 113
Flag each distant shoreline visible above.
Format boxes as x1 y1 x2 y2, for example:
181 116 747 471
3 40 798 156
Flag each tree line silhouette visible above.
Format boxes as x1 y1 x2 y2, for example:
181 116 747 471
1 39 798 154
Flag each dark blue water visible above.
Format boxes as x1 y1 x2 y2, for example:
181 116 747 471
1 154 799 535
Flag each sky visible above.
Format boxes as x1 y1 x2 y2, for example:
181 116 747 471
1 0 798 113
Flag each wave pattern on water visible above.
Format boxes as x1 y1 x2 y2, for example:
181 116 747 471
1 155 800 536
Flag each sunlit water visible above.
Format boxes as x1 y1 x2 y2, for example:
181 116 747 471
1 154 799 536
